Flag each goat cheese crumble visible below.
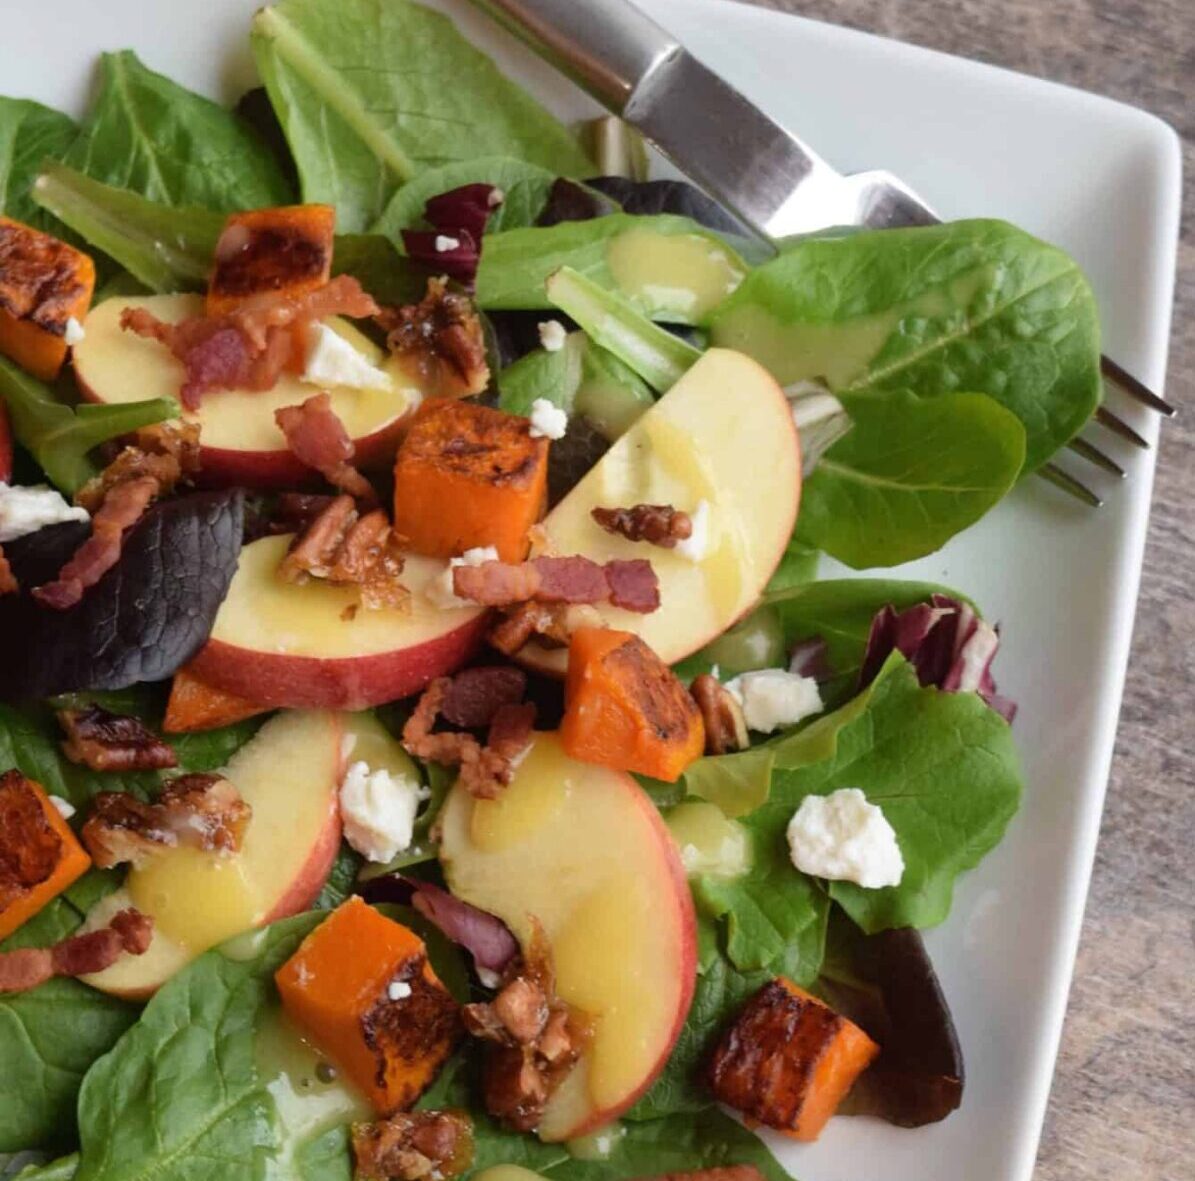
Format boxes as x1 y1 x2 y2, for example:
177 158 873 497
339 761 428 863
673 499 711 562
425 545 499 609
302 322 391 391
0 483 90 543
64 316 86 346
724 668 822 733
786 788 904 888
528 397 568 440
537 319 567 352
387 980 413 1001
434 234 461 252
49 796 76 820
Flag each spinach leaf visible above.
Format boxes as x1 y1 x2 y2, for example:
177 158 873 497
0 356 175 494
683 747 776 820
251 0 590 231
0 98 77 232
313 845 362 910
709 218 1101 472
477 214 746 326
64 50 291 211
765 539 820 594
8 1154 78 1180
796 391 1025 568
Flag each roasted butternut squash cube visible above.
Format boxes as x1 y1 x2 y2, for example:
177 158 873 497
391 399 548 562
275 896 461 1115
708 977 879 1142
0 216 95 381
0 770 91 942
560 627 705 782
162 664 270 734
207 204 335 317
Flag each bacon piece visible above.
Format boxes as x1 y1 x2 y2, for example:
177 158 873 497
121 275 379 409
0 907 153 994
452 555 659 614
81 773 251 869
75 420 201 515
58 706 178 772
0 545 16 596
690 674 750 756
440 667 528 729
376 277 489 400
274 392 374 500
591 503 693 548
351 1109 474 1181
279 494 408 611
32 476 156 609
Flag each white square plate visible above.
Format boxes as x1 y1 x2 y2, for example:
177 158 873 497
2 2 1181 1180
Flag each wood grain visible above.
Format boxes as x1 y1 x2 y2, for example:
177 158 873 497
738 1 1194 1176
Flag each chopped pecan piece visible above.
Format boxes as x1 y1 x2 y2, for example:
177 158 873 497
0 906 152 994
0 545 16 596
279 494 408 610
462 921 589 1132
0 770 63 913
690 674 750 755
487 602 570 655
351 1109 474 1181
75 420 202 514
58 706 178 772
274 392 375 501
591 503 693 548
81 773 251 869
376 277 489 399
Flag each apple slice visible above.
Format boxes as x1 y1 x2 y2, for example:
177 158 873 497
189 534 489 710
72 294 421 488
81 709 344 999
522 348 801 674
438 731 697 1141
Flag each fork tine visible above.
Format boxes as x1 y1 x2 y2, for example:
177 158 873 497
1037 463 1103 508
1067 437 1126 478
1101 355 1177 417
1094 406 1150 450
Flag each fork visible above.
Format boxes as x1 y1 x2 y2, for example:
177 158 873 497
469 0 1176 506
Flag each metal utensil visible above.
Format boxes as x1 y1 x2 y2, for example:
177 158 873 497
469 0 1175 506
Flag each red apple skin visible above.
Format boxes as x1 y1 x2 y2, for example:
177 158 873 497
190 609 491 710
263 783 344 923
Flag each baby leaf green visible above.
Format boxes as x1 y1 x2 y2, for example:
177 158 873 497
0 98 77 232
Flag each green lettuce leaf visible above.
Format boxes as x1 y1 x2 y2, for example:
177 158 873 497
251 0 591 231
0 98 77 231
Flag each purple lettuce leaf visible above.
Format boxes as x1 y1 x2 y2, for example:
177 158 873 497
401 182 503 291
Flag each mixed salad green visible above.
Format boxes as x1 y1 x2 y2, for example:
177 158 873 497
0 0 1112 1178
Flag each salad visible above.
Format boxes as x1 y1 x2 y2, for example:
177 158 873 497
0 1 1106 1179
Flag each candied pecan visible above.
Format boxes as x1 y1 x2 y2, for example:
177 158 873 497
351 1109 474 1181
58 706 178 772
280 494 408 610
487 602 572 655
690 674 750 755
75 420 201 513
0 770 63 913
591 503 693 548
376 277 489 399
0 545 16 596
81 773 251 869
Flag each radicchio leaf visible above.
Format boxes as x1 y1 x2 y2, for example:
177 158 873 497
859 594 1015 721
362 874 517 985
788 636 831 681
401 183 503 290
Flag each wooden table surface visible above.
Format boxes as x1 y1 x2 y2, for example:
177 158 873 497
740 2 1193 1177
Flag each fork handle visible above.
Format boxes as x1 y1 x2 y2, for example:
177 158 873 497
469 0 679 111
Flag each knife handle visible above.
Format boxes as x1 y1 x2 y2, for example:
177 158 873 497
468 0 679 112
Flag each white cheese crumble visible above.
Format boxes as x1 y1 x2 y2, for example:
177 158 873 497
434 234 461 252
49 796 76 820
528 397 568 440
387 980 413 1001
724 668 822 733
302 322 392 391
786 788 904 888
63 316 86 346
537 319 567 352
425 545 499 610
476 966 502 989
339 761 428 864
0 483 90 543
673 499 710 562
487 188 505 207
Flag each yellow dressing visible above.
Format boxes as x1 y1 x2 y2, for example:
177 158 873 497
665 802 751 879
469 737 568 853
606 228 744 322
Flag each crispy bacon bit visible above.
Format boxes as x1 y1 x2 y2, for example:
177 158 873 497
0 770 63 913
453 555 659 614
591 503 693 548
402 678 535 801
81 773 251 869
0 906 152 994
75 420 201 514
440 666 528 729
121 274 379 409
351 1109 474 1181
58 706 178 772
274 392 374 500
0 545 16 596
376 277 489 400
279 493 409 611
690 674 750 756
462 921 589 1132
